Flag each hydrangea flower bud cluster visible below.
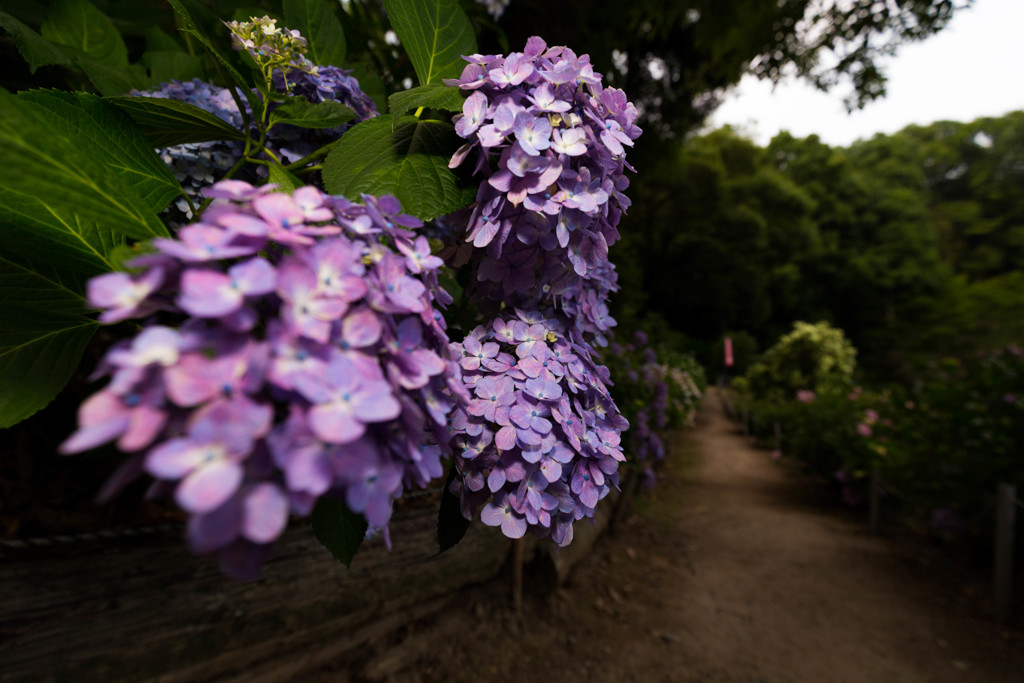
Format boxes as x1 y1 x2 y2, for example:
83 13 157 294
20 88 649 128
446 36 641 345
60 180 463 578
446 310 628 545
137 24 378 220
224 15 316 78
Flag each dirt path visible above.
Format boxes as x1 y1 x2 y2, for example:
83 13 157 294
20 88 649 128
340 390 1024 682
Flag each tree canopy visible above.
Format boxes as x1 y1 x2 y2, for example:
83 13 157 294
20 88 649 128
615 112 1024 379
492 0 966 142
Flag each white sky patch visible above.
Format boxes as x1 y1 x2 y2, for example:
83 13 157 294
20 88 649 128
612 49 629 75
706 0 1024 146
647 57 667 81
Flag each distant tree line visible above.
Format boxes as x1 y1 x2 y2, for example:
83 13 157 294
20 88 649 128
614 111 1024 380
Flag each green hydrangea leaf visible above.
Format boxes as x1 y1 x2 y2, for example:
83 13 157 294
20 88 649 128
322 115 475 221
142 26 187 53
0 188 122 281
108 95 247 147
283 0 346 68
0 254 97 429
269 97 354 129
74 56 146 96
0 88 168 242
20 90 181 213
311 496 367 568
388 83 465 130
0 10 72 73
165 0 264 123
40 0 127 67
267 163 304 193
383 0 476 86
141 50 205 85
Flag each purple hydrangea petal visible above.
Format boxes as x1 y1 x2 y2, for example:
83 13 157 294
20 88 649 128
176 459 244 513
308 404 366 444
242 483 289 543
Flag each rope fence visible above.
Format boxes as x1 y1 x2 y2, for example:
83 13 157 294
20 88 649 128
0 485 448 557
0 524 183 553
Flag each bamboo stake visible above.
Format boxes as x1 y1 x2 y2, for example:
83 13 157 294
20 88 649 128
995 483 1016 623
512 536 524 613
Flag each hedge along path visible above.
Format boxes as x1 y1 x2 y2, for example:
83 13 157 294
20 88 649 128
378 388 1024 683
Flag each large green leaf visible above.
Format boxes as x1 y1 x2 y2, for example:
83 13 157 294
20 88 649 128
0 88 168 241
311 496 367 568
0 254 97 429
322 116 475 221
40 0 127 67
141 50 206 85
165 0 263 123
74 56 146 96
108 95 247 147
383 0 476 86
143 26 187 53
388 83 465 129
283 0 346 68
0 10 72 73
20 90 181 213
0 252 95 315
437 464 470 553
269 98 354 130
267 163 303 193
0 189 122 280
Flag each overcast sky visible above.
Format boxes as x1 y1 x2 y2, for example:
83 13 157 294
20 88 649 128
707 0 1024 147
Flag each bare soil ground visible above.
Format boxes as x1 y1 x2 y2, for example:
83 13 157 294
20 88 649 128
333 389 1024 683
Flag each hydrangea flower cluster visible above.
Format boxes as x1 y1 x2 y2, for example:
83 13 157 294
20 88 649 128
272 65 378 121
446 310 628 546
60 180 462 578
136 23 378 220
139 79 245 217
269 65 380 166
446 36 641 345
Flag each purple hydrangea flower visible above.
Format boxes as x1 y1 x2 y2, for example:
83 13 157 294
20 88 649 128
447 311 627 545
62 181 462 577
445 37 640 347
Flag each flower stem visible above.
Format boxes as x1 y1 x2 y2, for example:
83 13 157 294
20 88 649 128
284 141 338 171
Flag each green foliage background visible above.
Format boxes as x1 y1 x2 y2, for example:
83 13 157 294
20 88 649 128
615 113 1024 382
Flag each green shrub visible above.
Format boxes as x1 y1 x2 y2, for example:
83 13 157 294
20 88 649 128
745 321 856 400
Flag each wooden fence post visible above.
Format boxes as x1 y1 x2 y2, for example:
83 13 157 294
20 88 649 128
609 469 640 536
512 536 525 613
869 469 881 535
994 483 1016 623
